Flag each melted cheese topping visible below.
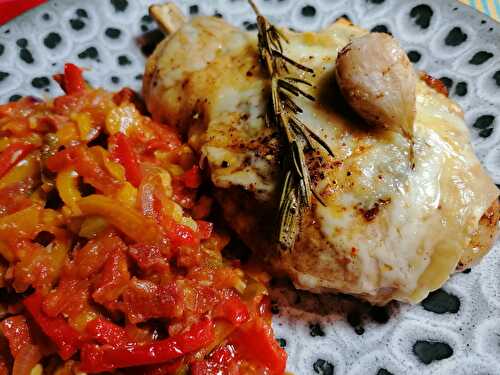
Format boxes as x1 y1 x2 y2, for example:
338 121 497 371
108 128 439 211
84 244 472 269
144 17 499 304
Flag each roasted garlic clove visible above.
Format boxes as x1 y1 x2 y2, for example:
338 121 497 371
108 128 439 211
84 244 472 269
336 32 417 138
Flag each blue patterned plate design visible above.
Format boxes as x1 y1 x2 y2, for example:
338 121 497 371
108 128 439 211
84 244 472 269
0 1 499 374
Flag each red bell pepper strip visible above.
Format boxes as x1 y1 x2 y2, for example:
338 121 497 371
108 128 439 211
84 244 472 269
258 295 272 318
53 63 86 95
112 88 136 106
230 320 287 375
209 344 237 365
166 222 199 248
0 315 32 357
92 248 130 305
421 73 449 97
128 244 170 272
191 344 237 375
23 292 81 360
141 360 184 375
190 361 221 375
80 318 214 373
196 220 213 240
181 165 202 189
0 0 47 26
0 361 9 375
145 140 171 154
73 147 123 195
45 146 77 172
110 132 142 187
150 123 181 152
214 297 250 326
0 142 37 179
85 317 130 347
46 145 122 195
64 63 86 94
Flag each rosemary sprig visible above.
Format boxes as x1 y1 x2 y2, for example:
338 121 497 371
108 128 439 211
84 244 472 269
248 0 334 249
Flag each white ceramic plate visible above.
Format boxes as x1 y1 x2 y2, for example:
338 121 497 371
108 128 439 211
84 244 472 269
1 1 499 374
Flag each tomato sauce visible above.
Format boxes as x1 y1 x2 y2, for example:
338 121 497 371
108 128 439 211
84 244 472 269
0 64 286 375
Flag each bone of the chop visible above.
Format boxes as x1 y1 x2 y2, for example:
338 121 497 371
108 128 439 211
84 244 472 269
149 3 187 34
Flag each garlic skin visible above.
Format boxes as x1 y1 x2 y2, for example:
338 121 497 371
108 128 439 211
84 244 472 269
336 32 417 138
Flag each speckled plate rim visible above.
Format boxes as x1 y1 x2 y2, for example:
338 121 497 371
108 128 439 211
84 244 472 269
0 1 499 374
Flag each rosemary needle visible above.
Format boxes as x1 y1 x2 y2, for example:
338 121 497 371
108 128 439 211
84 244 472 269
248 0 334 250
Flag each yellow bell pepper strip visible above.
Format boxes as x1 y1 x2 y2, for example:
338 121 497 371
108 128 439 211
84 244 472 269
0 205 41 241
56 169 81 215
78 216 108 239
0 152 40 190
0 142 38 180
46 146 122 196
44 235 70 273
77 195 161 243
40 209 65 229
55 120 79 147
88 146 126 182
72 112 100 142
114 182 138 207
23 292 82 360
79 318 214 373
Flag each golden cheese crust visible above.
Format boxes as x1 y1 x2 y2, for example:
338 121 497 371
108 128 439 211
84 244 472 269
144 17 500 305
